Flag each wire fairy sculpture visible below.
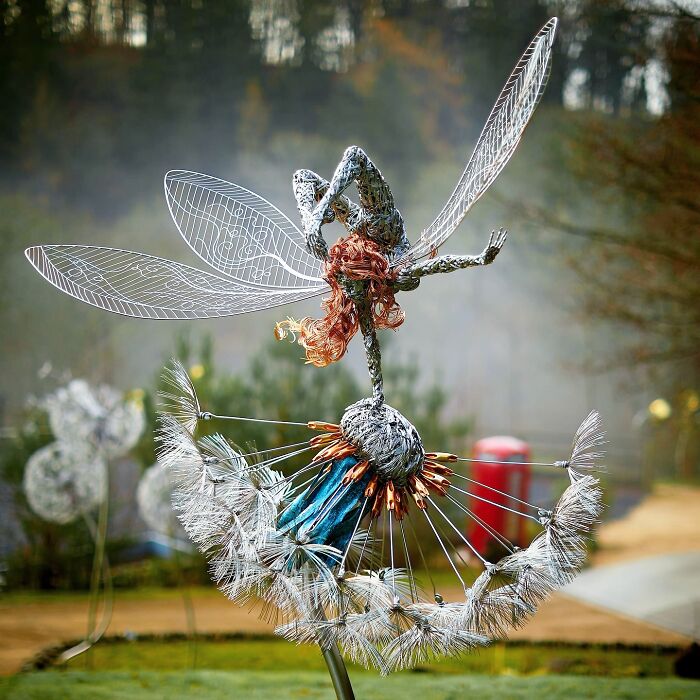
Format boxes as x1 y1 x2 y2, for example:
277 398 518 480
26 17 605 698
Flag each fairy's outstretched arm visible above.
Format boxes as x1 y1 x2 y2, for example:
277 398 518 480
393 229 507 291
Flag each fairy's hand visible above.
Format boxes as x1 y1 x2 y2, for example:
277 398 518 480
303 210 329 260
479 228 508 265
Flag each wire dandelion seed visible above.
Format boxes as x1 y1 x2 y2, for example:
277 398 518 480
160 360 202 435
24 16 606 696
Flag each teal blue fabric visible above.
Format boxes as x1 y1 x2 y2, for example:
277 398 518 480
277 456 371 557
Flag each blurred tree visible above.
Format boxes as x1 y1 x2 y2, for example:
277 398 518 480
520 7 700 372
557 0 653 114
0 0 57 165
0 0 663 216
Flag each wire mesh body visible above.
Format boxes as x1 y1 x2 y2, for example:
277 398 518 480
25 20 558 403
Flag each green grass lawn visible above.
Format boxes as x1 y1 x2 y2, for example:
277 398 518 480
7 635 694 699
5 629 696 700
1 670 697 700
50 636 680 678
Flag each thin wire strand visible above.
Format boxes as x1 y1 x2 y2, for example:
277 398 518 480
238 440 311 460
269 455 332 492
339 497 369 572
380 508 387 573
405 509 436 597
278 467 340 529
456 457 561 467
449 483 542 523
356 514 376 576
205 442 317 481
256 444 317 472
444 492 515 554
279 473 318 502
430 503 477 571
205 412 309 427
399 520 417 603
450 472 541 511
306 481 352 532
428 496 489 566
363 518 379 610
422 508 467 591
275 467 331 517
388 510 397 601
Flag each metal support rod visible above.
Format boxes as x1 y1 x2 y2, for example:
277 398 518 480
84 481 110 668
322 642 356 700
59 505 114 664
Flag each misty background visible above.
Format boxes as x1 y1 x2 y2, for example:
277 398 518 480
2 0 699 485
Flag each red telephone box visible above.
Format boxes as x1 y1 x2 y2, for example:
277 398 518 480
468 436 531 556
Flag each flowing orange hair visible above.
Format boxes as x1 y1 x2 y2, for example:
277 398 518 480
275 233 404 367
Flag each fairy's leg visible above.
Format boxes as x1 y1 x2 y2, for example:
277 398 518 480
357 297 384 407
293 169 362 251
303 147 410 260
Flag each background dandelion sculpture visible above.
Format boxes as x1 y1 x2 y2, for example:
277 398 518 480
24 379 144 662
137 461 199 663
25 17 605 698
137 461 181 538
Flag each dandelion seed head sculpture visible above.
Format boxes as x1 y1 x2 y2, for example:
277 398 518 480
153 363 604 673
45 379 145 458
25 15 606 687
137 462 179 536
24 442 107 525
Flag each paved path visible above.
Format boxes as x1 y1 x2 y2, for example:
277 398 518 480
0 586 689 675
564 551 700 639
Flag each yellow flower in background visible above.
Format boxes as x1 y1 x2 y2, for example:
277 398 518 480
126 387 145 410
648 398 671 421
684 390 699 413
189 364 205 380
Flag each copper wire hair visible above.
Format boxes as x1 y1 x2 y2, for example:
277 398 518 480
275 234 404 367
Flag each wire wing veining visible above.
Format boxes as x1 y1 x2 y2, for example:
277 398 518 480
25 245 326 320
164 170 326 289
401 17 557 263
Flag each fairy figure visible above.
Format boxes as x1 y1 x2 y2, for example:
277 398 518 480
279 145 508 406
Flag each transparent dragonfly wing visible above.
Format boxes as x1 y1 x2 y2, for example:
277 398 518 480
25 245 327 320
401 17 557 263
164 170 324 289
